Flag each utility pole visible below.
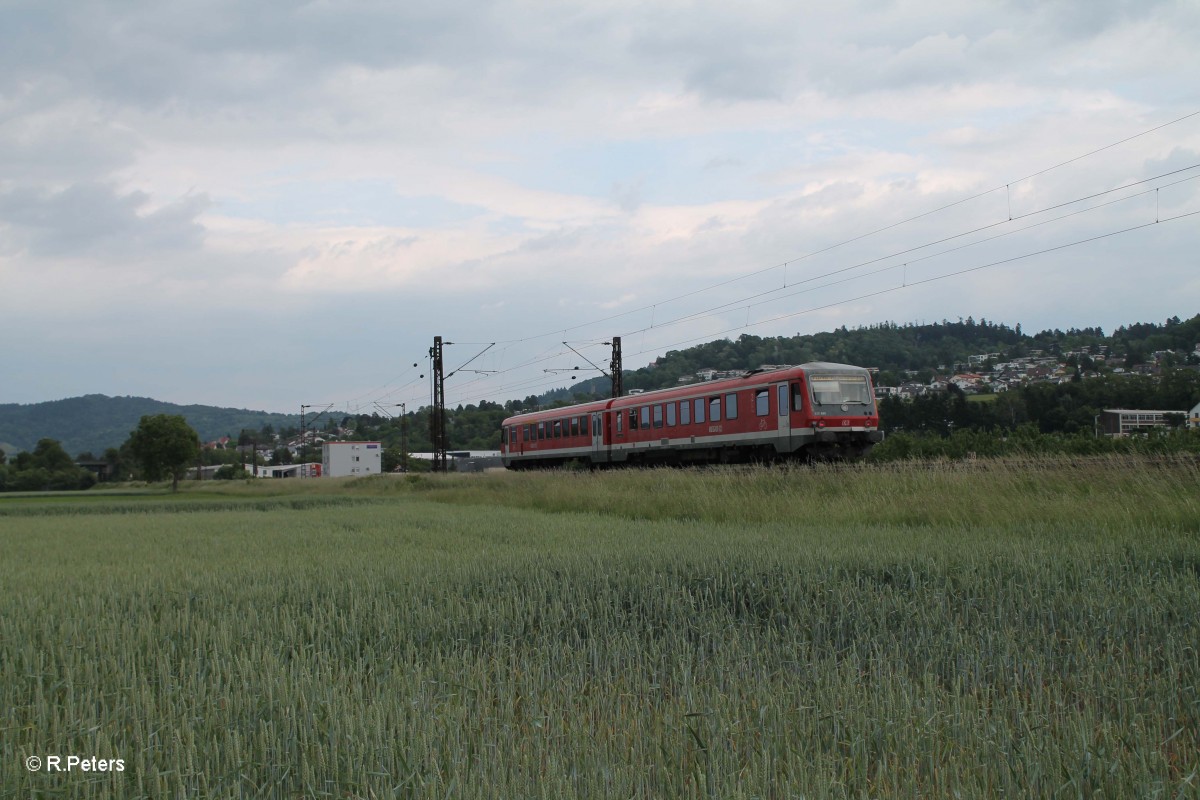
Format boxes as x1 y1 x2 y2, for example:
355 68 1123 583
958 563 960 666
610 336 623 398
374 401 409 474
400 403 409 473
299 403 332 478
299 405 308 478
430 336 447 473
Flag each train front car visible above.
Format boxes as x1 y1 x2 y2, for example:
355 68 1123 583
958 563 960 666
796 362 883 460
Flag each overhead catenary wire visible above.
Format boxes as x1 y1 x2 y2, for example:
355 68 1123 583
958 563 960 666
334 110 1200 413
608 171 1200 340
474 109 1200 349
435 208 1200 409
434 167 1198 407
619 209 1200 362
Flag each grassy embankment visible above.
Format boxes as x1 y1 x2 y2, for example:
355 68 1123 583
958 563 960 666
2 457 1198 798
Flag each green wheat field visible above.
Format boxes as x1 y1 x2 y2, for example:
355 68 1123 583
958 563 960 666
3 457 1198 799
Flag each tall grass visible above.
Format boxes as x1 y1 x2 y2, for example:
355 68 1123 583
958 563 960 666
403 455 1200 532
2 458 1197 798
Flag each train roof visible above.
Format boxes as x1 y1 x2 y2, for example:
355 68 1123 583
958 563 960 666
502 397 613 425
614 362 868 400
801 361 874 372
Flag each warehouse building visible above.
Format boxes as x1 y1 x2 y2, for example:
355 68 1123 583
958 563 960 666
322 442 382 477
1095 409 1187 437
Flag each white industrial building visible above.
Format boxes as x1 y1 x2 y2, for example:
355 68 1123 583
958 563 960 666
247 462 322 478
322 442 382 477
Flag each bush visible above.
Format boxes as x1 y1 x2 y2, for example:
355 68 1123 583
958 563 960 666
214 465 252 480
868 426 1200 462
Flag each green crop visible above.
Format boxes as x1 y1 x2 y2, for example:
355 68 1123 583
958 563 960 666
3 457 1197 798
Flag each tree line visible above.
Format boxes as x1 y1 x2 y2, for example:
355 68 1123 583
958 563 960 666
869 374 1200 461
1 414 201 492
878 371 1200 437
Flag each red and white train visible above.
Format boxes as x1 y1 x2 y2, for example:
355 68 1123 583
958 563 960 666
500 362 883 468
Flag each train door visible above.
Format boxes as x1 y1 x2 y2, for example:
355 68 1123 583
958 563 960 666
591 413 604 463
775 382 791 444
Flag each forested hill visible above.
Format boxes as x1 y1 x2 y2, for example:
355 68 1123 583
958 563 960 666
537 314 1200 403
0 395 297 457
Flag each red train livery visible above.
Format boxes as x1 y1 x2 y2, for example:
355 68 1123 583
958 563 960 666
501 362 883 468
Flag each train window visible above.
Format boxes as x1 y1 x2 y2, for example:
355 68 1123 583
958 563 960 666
680 400 691 425
725 393 738 420
810 373 872 406
571 417 580 437
581 416 589 436
553 420 562 438
523 425 530 442
778 385 788 417
538 422 545 440
629 409 639 430
640 406 650 428
755 389 770 417
666 402 676 426
792 382 804 412
616 411 623 434
653 405 663 428
694 398 705 424
709 397 721 422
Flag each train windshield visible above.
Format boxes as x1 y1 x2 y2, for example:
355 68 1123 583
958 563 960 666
808 373 873 407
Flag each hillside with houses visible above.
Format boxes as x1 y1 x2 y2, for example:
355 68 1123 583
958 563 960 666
548 315 1200 400
876 341 1200 400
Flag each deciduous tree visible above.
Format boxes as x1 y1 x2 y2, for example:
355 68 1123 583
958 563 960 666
127 415 200 491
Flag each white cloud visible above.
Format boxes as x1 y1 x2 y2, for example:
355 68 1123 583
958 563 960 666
0 0 1196 411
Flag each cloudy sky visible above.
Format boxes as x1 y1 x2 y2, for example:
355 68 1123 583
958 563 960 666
2 0 1198 413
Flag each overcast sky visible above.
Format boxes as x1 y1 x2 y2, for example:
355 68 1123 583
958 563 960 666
2 0 1198 413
